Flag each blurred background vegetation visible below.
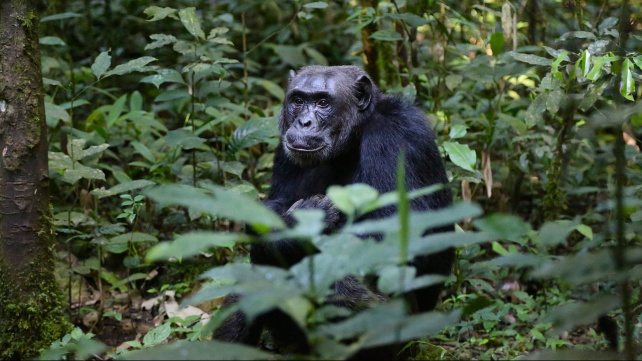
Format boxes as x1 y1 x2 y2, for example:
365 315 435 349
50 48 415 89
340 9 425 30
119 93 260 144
20 0 642 359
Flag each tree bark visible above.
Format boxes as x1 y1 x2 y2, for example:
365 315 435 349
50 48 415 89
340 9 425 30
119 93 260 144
0 1 70 359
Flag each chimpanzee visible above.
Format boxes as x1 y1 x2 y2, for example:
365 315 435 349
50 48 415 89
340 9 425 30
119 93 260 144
214 65 453 356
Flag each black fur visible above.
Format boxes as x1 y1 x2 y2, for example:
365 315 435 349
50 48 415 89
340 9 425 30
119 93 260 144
215 66 453 356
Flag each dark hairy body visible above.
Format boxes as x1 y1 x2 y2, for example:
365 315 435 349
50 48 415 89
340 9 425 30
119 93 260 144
215 65 453 357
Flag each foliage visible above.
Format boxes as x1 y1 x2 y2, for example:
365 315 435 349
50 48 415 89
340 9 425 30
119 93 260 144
26 0 642 360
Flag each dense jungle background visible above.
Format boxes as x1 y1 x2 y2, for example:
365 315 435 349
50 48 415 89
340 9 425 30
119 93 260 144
1 0 642 359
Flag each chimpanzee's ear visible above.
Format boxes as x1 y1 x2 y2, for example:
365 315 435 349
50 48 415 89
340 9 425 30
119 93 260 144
288 69 297 82
355 75 374 111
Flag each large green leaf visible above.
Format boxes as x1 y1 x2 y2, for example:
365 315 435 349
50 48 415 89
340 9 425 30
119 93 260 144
443 141 476 172
620 58 635 101
369 30 403 42
123 340 274 360
91 51 111 79
104 56 157 78
90 180 156 198
45 102 70 127
145 184 285 231
228 117 279 153
143 6 178 22
178 7 205 39
509 52 552 66
146 232 250 261
542 295 620 336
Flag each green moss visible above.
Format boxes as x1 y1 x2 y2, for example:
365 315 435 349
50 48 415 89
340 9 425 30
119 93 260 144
16 11 37 29
0 251 71 359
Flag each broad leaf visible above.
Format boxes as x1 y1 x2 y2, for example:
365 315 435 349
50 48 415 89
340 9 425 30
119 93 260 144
178 7 206 39
91 51 111 79
104 57 157 78
145 184 285 231
443 141 476 172
146 232 249 261
370 30 402 42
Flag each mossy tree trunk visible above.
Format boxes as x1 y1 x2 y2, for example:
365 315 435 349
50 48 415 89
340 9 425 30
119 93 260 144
0 1 70 359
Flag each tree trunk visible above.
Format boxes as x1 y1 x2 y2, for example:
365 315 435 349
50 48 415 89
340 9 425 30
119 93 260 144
0 1 70 359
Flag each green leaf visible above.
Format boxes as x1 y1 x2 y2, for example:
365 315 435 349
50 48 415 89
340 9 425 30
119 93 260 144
164 129 205 150
632 55 642 72
272 45 306 67
131 141 155 163
303 1 328 9
509 52 552 66
178 7 205 39
327 183 379 217
551 50 570 82
91 51 111 79
498 113 527 133
39 36 66 46
141 69 185 88
580 50 591 77
229 117 279 153
473 214 531 243
543 295 620 336
142 323 171 347
490 32 504 57
143 6 177 22
620 58 635 101
258 80 285 101
445 74 463 91
40 12 81 22
443 141 476 172
491 241 509 255
385 13 429 27
575 224 593 240
370 30 403 41
90 180 156 199
221 161 245 178
123 340 274 360
303 47 329 66
560 31 596 41
104 57 156 78
537 219 579 247
344 203 483 240
448 124 467 139
147 232 249 261
44 102 70 127
145 34 177 50
106 95 127 128
145 184 285 231
109 232 158 244
524 93 548 127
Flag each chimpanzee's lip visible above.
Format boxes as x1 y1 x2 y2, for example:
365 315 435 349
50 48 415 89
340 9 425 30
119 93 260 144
285 143 326 153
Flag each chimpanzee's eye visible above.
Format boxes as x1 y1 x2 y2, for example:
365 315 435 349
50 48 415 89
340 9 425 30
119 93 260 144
317 99 329 108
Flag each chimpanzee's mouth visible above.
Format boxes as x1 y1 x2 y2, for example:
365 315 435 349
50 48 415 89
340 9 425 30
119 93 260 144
285 143 327 153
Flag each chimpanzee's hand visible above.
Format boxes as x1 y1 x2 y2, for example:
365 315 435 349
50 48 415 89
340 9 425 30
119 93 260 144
285 194 342 232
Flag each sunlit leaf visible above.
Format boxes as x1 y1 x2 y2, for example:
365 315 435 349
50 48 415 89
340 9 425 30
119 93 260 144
443 141 476 172
104 56 157 78
178 7 206 39
143 6 177 22
509 52 552 66
91 51 111 79
620 58 635 101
